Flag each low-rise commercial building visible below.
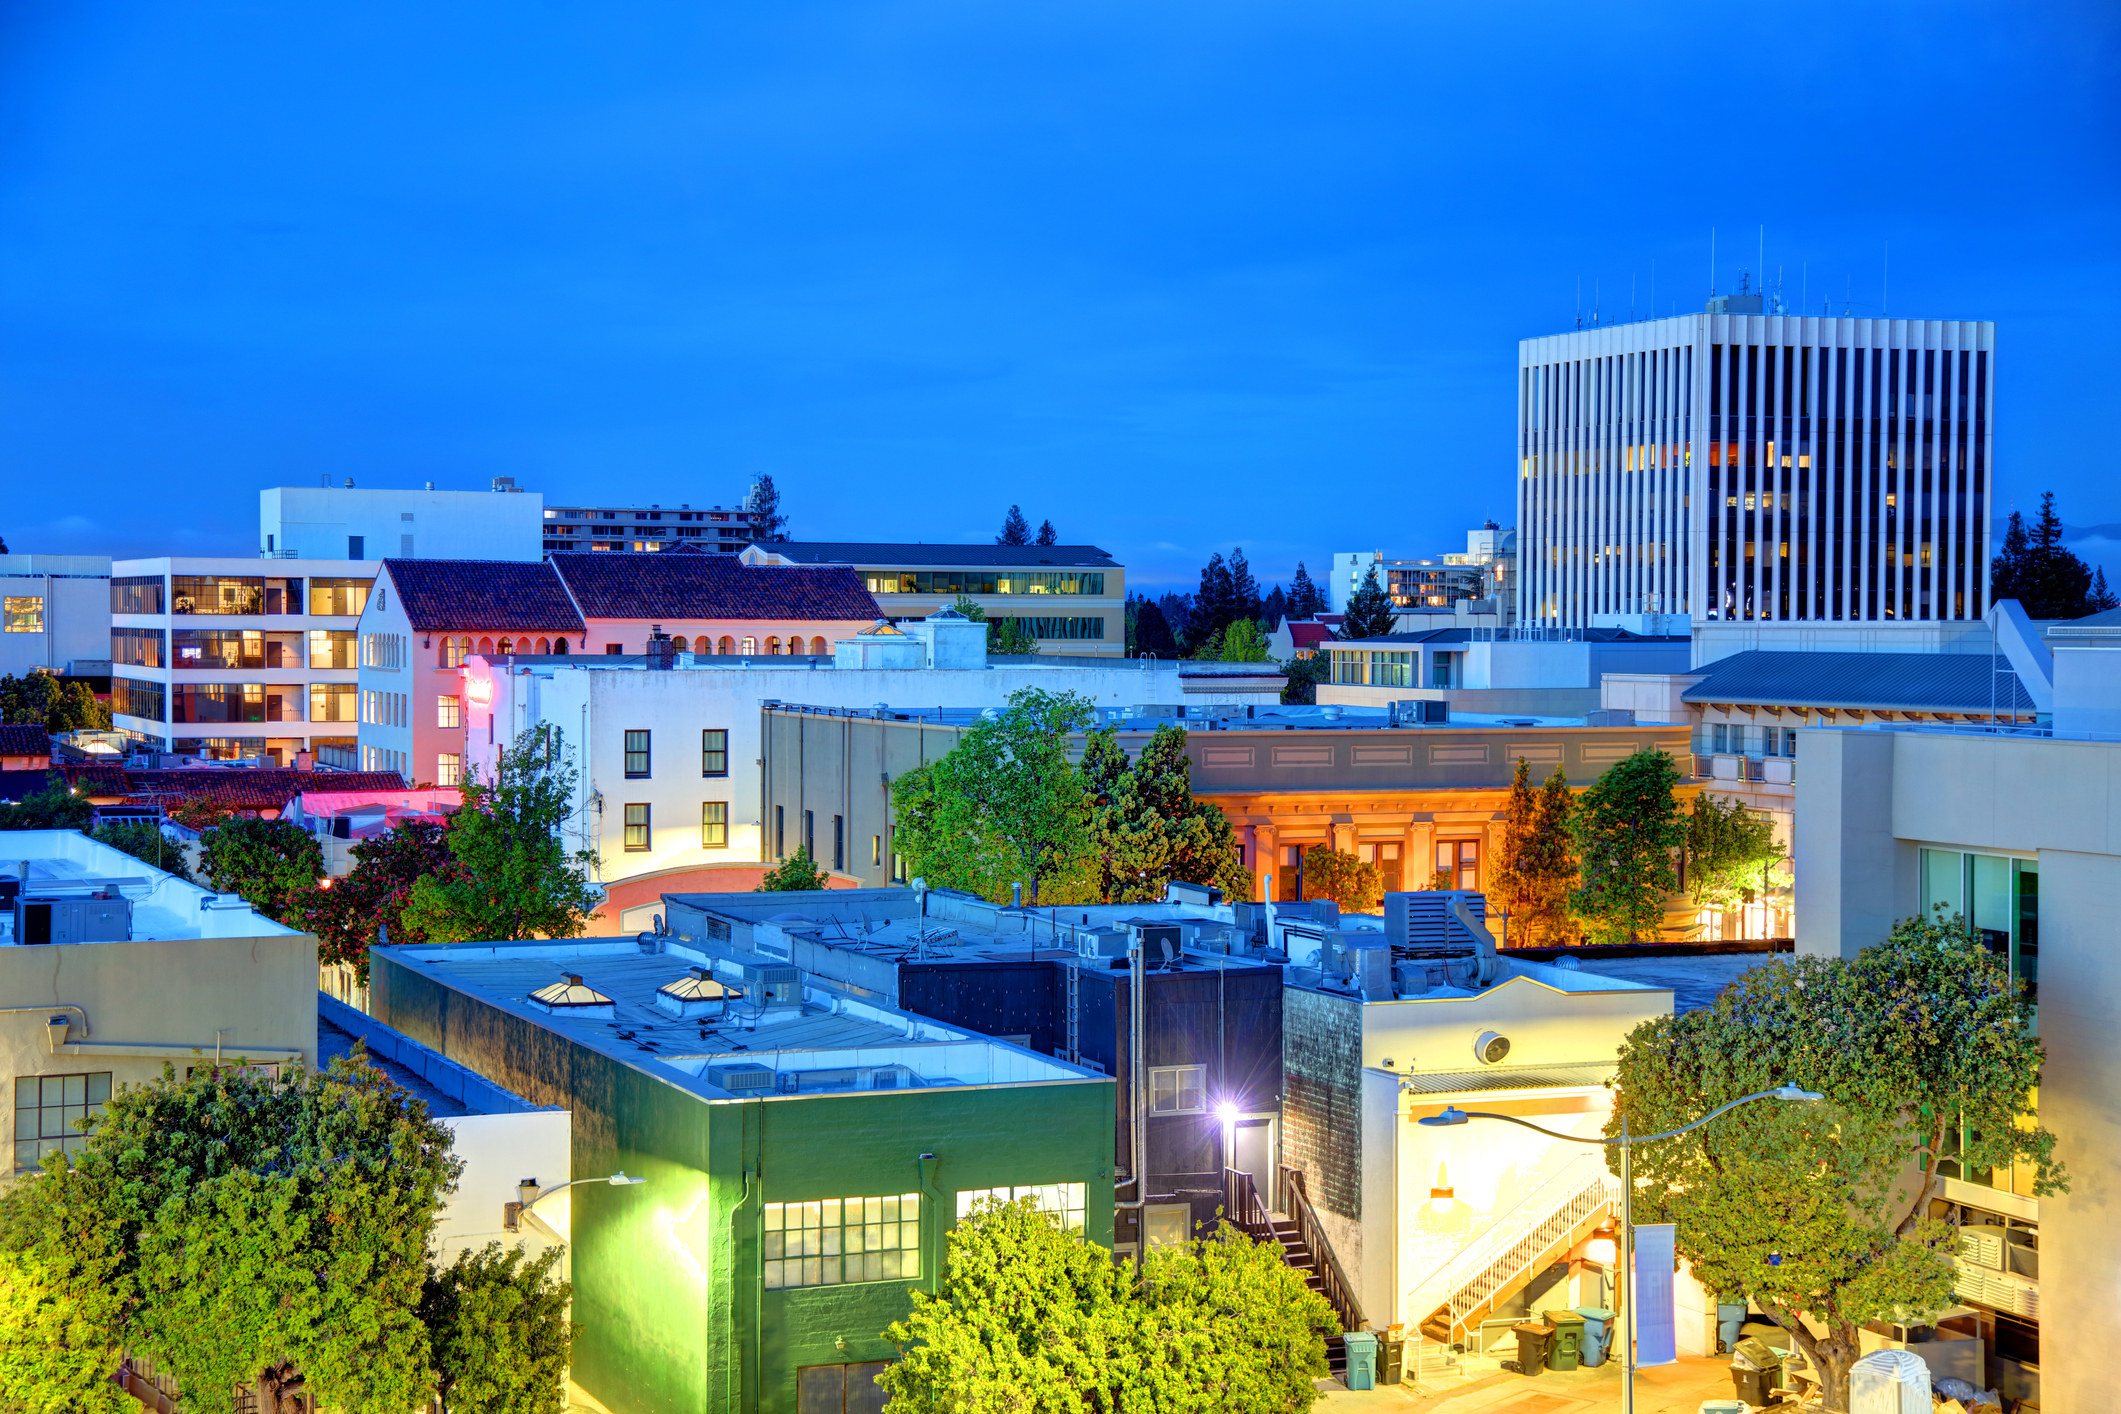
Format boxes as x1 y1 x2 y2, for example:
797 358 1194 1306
742 541 1126 657
1 830 318 1177
369 933 1113 1414
1320 628 1689 719
0 554 111 678
261 479 545 562
543 498 762 555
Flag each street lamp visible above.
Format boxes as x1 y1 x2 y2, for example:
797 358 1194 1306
1418 1085 1822 1414
505 1171 648 1233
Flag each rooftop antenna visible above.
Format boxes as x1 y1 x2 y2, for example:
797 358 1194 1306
1845 273 1852 317
1709 226 1717 297
1593 277 1600 325
1575 275 1582 329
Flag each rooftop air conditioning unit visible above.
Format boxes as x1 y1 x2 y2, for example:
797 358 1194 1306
707 1063 776 1093
740 961 803 1008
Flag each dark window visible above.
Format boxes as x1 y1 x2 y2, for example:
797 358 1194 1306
797 1363 891 1414
804 810 814 858
605 643 623 655
624 730 651 778
702 802 728 848
775 805 785 858
623 803 651 851
12 1071 112 1171
348 535 364 560
702 729 728 777
832 815 844 871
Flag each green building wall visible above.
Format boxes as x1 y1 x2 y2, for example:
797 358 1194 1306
373 950 1116 1414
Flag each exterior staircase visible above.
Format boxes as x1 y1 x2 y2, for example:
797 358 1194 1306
1225 1167 1370 1382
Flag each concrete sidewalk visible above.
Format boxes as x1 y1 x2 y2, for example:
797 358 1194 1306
1314 1355 1759 1414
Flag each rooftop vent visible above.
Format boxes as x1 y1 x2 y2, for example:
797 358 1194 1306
707 1063 776 1093
527 972 617 1019
741 961 803 1009
653 966 743 1020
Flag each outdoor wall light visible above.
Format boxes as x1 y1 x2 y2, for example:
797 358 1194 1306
1585 1219 1618 1266
1428 1162 1455 1215
505 1172 648 1233
1215 1101 1240 1127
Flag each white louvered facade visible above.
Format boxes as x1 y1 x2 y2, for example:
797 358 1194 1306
1517 314 1995 629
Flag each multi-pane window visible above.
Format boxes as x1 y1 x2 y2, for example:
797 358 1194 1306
1436 839 1479 890
763 1194 922 1289
955 1183 1086 1232
111 628 165 667
14 1072 110 1170
702 802 728 848
623 803 651 851
111 575 165 615
308 578 370 616
702 729 728 777
1148 1065 1206 1116
437 754 462 787
864 570 1105 596
112 678 167 722
310 683 357 722
3 597 44 633
624 730 651 778
309 629 357 669
437 695 461 729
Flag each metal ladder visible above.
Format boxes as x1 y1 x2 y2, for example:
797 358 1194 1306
1065 963 1080 1062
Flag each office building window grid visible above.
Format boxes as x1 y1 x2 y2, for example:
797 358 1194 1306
763 1194 921 1289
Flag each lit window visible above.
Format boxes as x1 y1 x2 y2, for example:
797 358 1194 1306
702 802 728 848
763 1193 921 1289
624 730 651 778
956 1183 1085 1233
3 597 45 633
437 695 461 729
437 753 461 787
623 803 651 851
13 1072 110 1171
1148 1065 1206 1116
741 637 757 655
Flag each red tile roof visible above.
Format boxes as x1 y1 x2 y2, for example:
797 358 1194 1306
61 765 410 814
551 553 881 622
1286 622 1335 649
0 724 49 756
381 559 587 634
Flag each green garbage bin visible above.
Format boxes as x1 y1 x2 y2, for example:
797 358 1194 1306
1510 1321 1552 1376
1573 1306 1615 1367
1541 1309 1584 1371
1342 1330 1377 1391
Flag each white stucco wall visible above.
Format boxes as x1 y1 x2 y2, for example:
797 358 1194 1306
262 486 546 563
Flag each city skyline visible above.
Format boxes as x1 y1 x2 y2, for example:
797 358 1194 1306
1 3 2116 590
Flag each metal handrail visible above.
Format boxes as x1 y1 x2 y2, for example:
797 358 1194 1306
1420 1155 1619 1343
1406 1149 1611 1315
1278 1165 1369 1334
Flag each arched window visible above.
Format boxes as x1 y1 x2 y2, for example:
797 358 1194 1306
477 637 494 656
810 636 828 656
765 637 781 655
718 636 734 655
497 637 514 656
536 637 551 654
787 628 803 654
671 636 689 653
439 638 458 668
456 636 472 665
741 636 756 655
553 638 569 655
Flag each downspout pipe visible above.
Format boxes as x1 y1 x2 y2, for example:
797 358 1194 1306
1113 941 1148 1270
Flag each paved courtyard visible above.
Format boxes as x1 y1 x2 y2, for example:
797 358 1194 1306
1315 1355 1767 1414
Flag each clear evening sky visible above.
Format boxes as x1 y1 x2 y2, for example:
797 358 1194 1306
2 3 2117 589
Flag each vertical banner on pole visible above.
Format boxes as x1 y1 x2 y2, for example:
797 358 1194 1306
1632 1223 1678 1367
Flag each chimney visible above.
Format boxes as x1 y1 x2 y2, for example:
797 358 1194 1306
294 750 314 772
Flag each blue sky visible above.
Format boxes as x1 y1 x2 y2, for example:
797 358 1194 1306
3 2 2118 589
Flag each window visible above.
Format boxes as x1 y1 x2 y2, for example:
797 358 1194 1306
112 575 165 615
702 802 729 848
763 1193 922 1289
1436 838 1479 890
310 683 357 723
437 753 462 787
1430 652 1454 689
308 578 369 616
702 729 728 777
798 1363 891 1414
623 803 651 851
891 852 905 883
624 729 651 778
112 677 166 722
872 835 882 867
864 570 1105 597
112 627 165 667
3 597 43 633
310 629 357 669
986 615 1106 642
14 1072 110 1171
1148 1065 1206 1116
604 643 623 655
172 575 266 615
956 1183 1085 1233
1710 723 1730 754
437 695 461 729
804 810 814 858
348 535 364 559
718 636 734 655
832 815 844 870
741 636 757 655
776 805 785 857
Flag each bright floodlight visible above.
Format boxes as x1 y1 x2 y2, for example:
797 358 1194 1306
1773 1086 1826 1102
1418 1106 1471 1127
1215 1101 1240 1126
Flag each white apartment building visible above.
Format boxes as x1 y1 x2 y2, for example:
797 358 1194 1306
1517 295 1995 634
461 614 1284 892
0 554 111 677
109 557 372 765
1331 527 1517 618
261 478 545 562
541 500 760 556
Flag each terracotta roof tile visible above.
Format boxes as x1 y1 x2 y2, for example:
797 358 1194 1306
550 553 880 622
381 559 586 634
0 724 49 756
60 766 410 814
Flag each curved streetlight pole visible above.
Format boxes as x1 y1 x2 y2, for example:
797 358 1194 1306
506 1171 647 1232
1418 1085 1822 1414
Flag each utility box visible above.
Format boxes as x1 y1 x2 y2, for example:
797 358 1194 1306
16 896 132 945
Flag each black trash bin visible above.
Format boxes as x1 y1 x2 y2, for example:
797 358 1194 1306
1511 1321 1553 1376
1730 1360 1781 1407
1380 1333 1405 1386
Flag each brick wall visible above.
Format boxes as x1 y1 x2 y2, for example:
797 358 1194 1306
1282 986 1364 1221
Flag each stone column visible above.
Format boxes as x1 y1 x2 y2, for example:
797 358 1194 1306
1247 821 1279 902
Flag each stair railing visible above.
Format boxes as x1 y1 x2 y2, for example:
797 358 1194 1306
1273 1166 1369 1335
1410 1150 1619 1342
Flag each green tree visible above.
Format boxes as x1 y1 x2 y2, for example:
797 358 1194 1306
1127 596 1179 657
1286 561 1326 619
1991 491 2105 618
199 816 324 923
1228 546 1262 624
1084 725 1250 904
0 671 111 732
1339 565 1396 639
291 819 453 980
1682 793 1786 915
401 724 604 942
758 843 830 891
0 771 95 831
997 505 1032 546
889 688 1096 905
88 821 192 882
1192 553 1238 648
421 1244 576 1414
1219 619 1271 662
1489 759 1576 944
1280 655 1329 706
1567 749 1682 944
991 617 1039 655
1301 845 1381 913
880 1198 1334 1414
747 474 788 540
1611 913 2062 1409
950 592 988 624
1036 518 1058 546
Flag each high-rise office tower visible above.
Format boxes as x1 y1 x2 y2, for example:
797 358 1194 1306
1516 287 1994 630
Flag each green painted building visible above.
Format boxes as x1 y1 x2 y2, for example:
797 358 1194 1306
371 937 1116 1414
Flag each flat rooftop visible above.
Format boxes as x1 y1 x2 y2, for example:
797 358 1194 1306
762 702 1619 732
0 829 294 943
374 938 1103 1101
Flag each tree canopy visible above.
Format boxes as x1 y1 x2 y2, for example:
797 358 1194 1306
880 1197 1335 1414
1338 565 1395 639
1127 596 1179 657
746 475 788 540
292 818 454 980
997 505 1033 546
1990 490 2118 618
0 771 94 831
1036 518 1058 546
1611 913 2060 1409
1489 759 1576 945
1682 793 1786 915
401 723 604 943
0 672 111 732
1299 845 1381 914
1286 561 1326 620
199 816 325 923
758 843 830 891
1278 655 1328 706
1082 725 1252 904
88 821 192 883
1568 749 1683 944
